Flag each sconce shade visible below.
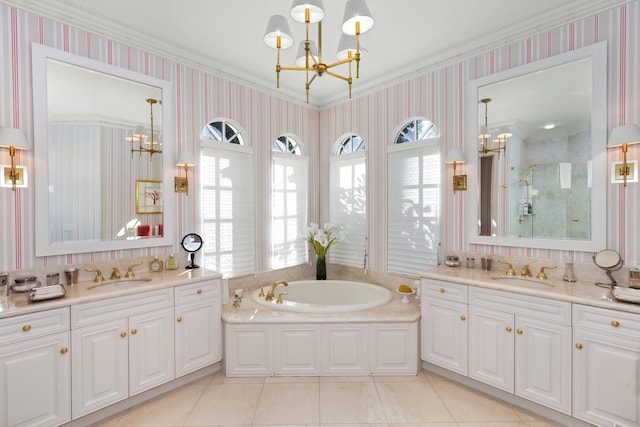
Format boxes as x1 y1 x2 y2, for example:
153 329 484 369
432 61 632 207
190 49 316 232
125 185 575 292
336 34 359 60
177 151 196 168
0 127 30 151
264 15 294 49
341 0 375 35
290 0 325 24
295 40 319 67
607 124 640 148
445 148 466 165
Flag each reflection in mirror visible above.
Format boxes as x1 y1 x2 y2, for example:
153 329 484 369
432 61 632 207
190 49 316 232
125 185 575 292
467 42 607 251
33 44 175 256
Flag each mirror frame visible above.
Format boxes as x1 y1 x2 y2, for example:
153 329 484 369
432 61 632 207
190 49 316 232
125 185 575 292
32 43 176 256
466 41 607 251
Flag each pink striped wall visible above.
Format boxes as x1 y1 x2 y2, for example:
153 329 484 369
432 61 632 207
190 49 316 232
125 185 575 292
0 2 638 272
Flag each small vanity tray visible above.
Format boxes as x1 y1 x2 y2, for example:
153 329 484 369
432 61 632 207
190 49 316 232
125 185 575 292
612 286 640 304
29 284 66 302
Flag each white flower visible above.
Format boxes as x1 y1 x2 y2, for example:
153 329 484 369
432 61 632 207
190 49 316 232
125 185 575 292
314 231 329 247
304 222 345 259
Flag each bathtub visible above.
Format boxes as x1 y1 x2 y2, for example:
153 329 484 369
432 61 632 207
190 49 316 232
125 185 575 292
251 280 393 313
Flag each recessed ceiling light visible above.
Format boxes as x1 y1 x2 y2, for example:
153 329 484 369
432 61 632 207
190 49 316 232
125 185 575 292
544 124 555 130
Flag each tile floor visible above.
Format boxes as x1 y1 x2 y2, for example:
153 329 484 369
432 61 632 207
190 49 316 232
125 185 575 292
93 370 563 427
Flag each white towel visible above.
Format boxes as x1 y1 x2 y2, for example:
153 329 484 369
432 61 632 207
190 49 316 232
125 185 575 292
559 163 571 189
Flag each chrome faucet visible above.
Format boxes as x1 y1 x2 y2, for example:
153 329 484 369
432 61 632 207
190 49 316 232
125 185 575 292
265 280 288 301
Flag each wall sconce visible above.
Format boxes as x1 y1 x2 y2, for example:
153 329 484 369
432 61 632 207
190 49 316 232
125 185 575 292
607 124 640 187
175 151 196 195
0 127 30 191
445 148 466 194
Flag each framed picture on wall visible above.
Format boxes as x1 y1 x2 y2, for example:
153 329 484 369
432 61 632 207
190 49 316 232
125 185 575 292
136 180 163 214
0 164 28 188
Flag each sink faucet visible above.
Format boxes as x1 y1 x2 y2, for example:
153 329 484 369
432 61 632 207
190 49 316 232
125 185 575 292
498 260 516 276
265 280 288 301
521 265 532 277
110 267 121 280
125 262 142 278
536 265 557 280
85 268 105 282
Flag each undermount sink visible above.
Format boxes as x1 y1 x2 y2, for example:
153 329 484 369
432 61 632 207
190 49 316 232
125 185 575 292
491 275 552 288
87 278 152 291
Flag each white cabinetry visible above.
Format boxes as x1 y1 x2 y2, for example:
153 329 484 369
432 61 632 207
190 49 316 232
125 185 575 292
274 324 321 375
225 324 272 376
324 324 368 375
371 323 418 375
573 304 640 426
174 279 221 377
421 280 468 375
0 308 71 427
71 289 174 418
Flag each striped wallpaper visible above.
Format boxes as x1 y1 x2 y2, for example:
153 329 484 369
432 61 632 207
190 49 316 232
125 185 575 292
0 2 638 272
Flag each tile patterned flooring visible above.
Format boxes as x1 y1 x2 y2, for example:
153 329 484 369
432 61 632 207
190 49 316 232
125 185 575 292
93 370 564 427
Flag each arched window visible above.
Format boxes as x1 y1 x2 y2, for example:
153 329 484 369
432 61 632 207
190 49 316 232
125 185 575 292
393 118 438 144
271 134 308 269
201 119 245 145
388 118 440 275
200 119 254 276
329 134 367 267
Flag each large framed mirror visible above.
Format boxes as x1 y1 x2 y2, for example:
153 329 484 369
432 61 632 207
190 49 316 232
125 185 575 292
466 42 607 251
32 43 175 256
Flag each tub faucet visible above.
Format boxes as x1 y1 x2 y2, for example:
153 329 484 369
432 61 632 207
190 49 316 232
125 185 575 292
266 280 288 301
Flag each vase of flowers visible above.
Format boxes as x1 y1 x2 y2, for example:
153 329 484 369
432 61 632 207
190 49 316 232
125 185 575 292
305 223 345 280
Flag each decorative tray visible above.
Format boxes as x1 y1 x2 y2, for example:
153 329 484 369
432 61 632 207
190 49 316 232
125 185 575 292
612 286 640 304
29 284 66 301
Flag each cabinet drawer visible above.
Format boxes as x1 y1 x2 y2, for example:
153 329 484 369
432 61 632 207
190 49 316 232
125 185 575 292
573 304 640 338
175 279 220 305
71 288 173 328
0 307 70 345
422 279 468 303
469 287 571 324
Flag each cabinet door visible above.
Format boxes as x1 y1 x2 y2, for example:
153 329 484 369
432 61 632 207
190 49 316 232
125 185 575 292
469 306 514 392
0 332 70 427
72 318 129 418
515 316 571 414
422 298 468 375
129 307 175 395
175 299 221 377
274 325 321 375
225 324 271 377
371 323 418 375
574 327 640 426
324 324 368 375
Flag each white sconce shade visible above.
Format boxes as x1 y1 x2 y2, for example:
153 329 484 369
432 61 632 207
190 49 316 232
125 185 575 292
0 127 30 151
295 40 318 67
177 151 197 168
607 124 640 148
290 0 325 24
445 148 466 166
342 0 374 35
336 34 359 60
264 15 294 49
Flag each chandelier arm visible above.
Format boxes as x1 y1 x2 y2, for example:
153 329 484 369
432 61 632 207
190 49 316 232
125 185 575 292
279 65 312 72
325 57 356 69
324 69 350 82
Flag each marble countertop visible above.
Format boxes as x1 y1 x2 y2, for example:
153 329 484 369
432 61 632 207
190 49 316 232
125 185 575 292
421 265 640 315
0 269 221 320
222 292 421 324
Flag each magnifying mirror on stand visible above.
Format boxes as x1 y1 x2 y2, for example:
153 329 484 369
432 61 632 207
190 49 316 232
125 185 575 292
181 233 203 269
593 249 623 289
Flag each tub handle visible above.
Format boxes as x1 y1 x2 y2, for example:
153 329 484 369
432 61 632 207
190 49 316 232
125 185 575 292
276 292 288 304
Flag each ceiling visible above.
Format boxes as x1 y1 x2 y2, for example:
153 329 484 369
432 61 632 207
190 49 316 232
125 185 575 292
5 0 630 108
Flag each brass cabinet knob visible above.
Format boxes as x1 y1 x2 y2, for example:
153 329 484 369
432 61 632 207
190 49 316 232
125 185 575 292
516 329 523 335
575 343 583 349
22 324 32 332
177 317 183 322
611 320 620 327
131 329 138 335
440 288 445 293
60 347 68 354
120 332 127 338
460 315 466 321
506 326 512 332
197 289 203 294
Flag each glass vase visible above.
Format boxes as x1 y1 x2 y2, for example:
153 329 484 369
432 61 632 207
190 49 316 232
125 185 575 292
316 257 326 280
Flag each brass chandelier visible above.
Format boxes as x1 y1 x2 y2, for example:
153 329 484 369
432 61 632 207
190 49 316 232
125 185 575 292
263 0 375 103
129 98 162 158
478 98 510 158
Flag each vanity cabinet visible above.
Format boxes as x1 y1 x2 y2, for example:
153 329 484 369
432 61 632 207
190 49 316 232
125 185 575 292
573 304 640 426
174 279 222 377
0 308 71 427
421 280 468 375
71 289 174 418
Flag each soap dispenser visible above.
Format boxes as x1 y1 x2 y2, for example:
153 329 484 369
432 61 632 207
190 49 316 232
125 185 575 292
166 254 177 270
